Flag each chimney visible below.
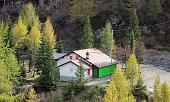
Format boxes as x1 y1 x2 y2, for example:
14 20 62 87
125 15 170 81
86 52 89 60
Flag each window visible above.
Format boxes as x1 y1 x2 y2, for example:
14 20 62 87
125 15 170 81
70 56 72 60
76 55 78 60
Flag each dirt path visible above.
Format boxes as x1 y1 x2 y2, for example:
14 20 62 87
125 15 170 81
141 65 170 91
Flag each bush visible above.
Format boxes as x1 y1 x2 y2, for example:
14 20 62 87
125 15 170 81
64 81 86 100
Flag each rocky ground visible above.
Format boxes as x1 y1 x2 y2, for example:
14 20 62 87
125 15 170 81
142 49 170 72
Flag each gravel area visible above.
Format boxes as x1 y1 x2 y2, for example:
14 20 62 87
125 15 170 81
141 64 170 91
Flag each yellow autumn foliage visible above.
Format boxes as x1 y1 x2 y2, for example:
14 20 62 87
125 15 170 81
29 18 41 51
43 17 56 48
160 81 170 102
104 65 135 102
12 16 28 48
125 53 141 88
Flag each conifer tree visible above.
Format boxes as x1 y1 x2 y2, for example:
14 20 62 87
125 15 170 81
0 30 21 101
75 60 86 85
29 18 41 50
11 16 28 48
133 77 147 102
125 53 141 88
0 21 9 45
153 76 161 102
127 9 141 51
69 0 95 20
113 65 135 102
160 81 170 102
104 65 135 102
57 39 64 53
43 17 56 49
101 22 114 55
4 48 21 82
104 81 118 102
81 17 94 48
29 17 41 75
36 36 57 91
20 2 38 30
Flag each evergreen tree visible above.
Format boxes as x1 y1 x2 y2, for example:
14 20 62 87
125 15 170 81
57 39 64 53
43 17 56 49
101 22 115 55
127 9 141 51
81 17 94 48
75 60 86 85
133 78 147 102
150 0 162 14
36 36 57 91
160 81 170 102
69 0 95 20
125 53 141 88
153 76 161 102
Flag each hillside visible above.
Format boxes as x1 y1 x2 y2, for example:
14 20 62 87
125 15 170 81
0 0 170 51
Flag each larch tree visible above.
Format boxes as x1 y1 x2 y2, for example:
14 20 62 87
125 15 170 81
104 80 118 102
0 41 13 101
81 17 94 48
43 17 56 49
29 16 41 75
0 58 13 101
113 65 135 102
69 0 95 20
125 53 141 89
11 16 28 48
36 36 57 91
0 29 21 101
0 21 9 45
153 76 162 102
104 65 135 102
101 22 115 55
160 81 170 102
20 2 38 30
29 16 41 50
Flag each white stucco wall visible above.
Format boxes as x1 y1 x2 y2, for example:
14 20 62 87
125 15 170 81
57 53 79 66
59 62 92 78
